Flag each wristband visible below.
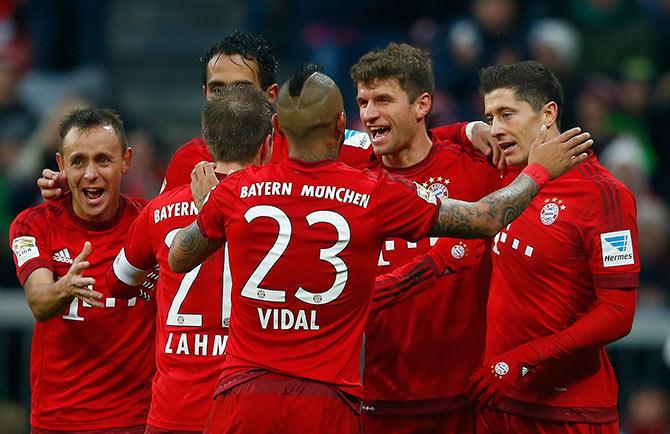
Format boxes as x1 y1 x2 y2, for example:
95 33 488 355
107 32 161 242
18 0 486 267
521 163 550 189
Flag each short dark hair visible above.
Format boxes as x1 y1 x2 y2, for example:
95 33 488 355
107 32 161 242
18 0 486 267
200 31 278 90
350 43 435 103
58 107 127 153
202 84 273 164
288 62 324 97
479 60 564 128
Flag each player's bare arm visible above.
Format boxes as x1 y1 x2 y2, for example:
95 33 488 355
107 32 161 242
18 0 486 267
23 241 103 321
430 126 593 239
168 221 223 273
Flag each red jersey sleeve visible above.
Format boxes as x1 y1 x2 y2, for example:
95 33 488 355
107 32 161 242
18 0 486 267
196 181 234 241
374 173 439 242
122 203 156 271
579 182 640 288
9 207 53 285
429 122 470 145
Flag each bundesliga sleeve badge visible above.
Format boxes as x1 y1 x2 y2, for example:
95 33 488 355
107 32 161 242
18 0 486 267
12 236 40 267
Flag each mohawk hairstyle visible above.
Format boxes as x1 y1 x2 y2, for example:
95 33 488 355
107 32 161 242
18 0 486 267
200 31 278 89
288 63 325 97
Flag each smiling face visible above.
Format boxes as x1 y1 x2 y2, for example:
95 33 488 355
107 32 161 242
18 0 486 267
356 78 428 157
484 87 545 167
57 126 131 223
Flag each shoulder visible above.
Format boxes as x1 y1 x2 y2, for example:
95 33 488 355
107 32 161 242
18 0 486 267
174 137 208 154
169 137 211 164
570 158 636 225
12 198 68 230
122 195 148 214
433 140 491 166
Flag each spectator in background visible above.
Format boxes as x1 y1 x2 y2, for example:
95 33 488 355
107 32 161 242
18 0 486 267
622 387 670 434
573 76 617 152
568 0 655 75
606 57 656 174
0 54 36 285
527 17 582 128
121 127 165 199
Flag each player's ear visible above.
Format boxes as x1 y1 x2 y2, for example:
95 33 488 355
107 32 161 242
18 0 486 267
335 112 346 140
271 113 283 135
56 152 65 172
542 101 559 129
259 134 273 165
121 147 133 175
415 92 432 121
266 84 280 104
202 85 207 99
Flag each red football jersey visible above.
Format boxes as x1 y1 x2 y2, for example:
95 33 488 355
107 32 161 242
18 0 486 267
196 159 440 397
9 195 155 431
114 184 228 431
361 142 501 406
487 154 639 417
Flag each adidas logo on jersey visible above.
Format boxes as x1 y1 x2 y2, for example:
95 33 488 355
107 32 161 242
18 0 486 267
52 248 73 264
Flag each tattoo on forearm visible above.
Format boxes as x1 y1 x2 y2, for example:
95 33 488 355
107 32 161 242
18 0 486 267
429 174 539 238
172 224 212 270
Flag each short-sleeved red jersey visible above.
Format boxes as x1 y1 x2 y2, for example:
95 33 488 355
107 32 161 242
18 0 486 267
361 142 501 407
114 184 228 431
487 155 639 419
9 195 155 431
196 159 440 397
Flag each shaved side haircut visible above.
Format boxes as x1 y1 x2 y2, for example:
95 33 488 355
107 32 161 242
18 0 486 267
276 64 344 143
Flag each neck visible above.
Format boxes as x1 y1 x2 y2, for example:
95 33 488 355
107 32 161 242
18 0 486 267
215 161 247 175
381 128 433 169
288 138 339 162
520 126 562 167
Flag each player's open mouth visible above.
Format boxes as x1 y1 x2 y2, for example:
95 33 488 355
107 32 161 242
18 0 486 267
369 126 390 142
498 142 516 155
83 188 105 203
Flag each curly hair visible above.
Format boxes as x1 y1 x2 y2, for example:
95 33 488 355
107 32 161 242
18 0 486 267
200 31 278 90
350 43 435 103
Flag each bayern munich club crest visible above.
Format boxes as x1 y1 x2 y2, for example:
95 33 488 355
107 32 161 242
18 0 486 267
421 177 449 199
540 197 566 225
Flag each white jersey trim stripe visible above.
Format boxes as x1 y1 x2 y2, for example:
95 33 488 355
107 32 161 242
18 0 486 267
113 248 149 287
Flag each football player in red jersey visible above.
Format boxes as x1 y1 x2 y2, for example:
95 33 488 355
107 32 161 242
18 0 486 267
167 68 592 433
468 61 639 434
107 82 484 434
350 43 501 434
9 108 155 433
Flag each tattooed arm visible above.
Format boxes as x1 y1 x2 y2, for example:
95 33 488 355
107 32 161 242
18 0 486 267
428 173 539 239
168 221 223 273
429 126 595 239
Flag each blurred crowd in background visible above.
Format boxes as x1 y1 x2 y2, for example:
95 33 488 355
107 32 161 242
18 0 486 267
0 0 669 432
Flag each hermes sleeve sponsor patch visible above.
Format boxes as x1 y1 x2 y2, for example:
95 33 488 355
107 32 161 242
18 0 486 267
600 230 634 267
12 236 40 267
